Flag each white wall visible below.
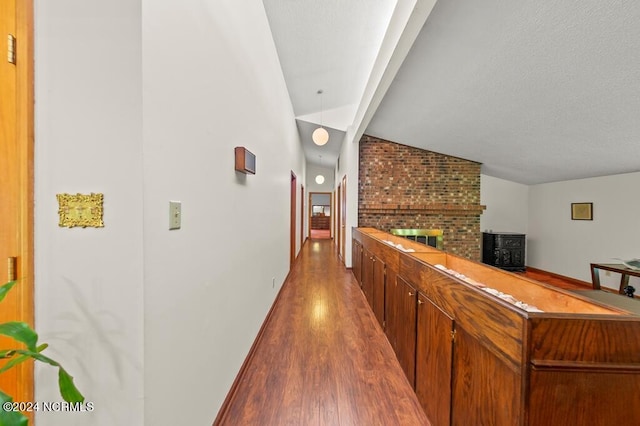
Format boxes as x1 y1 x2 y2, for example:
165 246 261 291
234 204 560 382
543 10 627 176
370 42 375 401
142 1 304 425
35 1 304 425
336 133 360 267
306 163 335 193
480 174 529 261
311 194 331 207
528 171 640 290
35 1 144 425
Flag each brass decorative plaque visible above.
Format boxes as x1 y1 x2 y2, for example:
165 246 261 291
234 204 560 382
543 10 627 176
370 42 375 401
57 193 104 228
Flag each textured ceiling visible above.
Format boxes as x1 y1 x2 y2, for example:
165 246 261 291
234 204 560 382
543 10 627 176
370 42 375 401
265 0 640 184
367 0 640 184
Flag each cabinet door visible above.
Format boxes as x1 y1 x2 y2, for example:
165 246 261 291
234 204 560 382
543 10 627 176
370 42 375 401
396 276 418 387
372 255 385 328
352 240 362 285
361 249 374 308
385 269 399 352
416 293 454 426
451 328 521 426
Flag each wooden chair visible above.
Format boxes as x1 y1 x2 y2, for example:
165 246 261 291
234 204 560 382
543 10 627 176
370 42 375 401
390 228 444 250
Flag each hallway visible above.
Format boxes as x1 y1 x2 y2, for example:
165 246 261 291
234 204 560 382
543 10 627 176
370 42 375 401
215 239 429 425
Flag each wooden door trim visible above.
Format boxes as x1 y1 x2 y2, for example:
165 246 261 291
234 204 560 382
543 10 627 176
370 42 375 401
18 0 34 295
290 172 296 267
336 184 341 250
340 175 346 263
300 185 304 246
17 0 34 405
0 0 35 408
308 191 333 238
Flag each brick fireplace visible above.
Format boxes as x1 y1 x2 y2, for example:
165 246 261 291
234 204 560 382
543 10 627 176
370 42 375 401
358 135 485 261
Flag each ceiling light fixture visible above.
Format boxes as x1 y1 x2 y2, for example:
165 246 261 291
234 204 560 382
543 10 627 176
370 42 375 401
312 89 329 146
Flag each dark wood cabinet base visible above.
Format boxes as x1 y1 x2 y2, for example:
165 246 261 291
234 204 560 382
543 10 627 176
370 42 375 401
482 232 526 272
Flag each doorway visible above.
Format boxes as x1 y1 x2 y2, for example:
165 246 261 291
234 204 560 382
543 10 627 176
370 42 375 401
309 192 332 240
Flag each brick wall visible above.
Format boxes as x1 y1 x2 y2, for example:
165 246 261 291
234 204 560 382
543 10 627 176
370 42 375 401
358 135 485 260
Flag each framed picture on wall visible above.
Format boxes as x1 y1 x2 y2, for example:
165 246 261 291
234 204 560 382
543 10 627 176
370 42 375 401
571 202 593 220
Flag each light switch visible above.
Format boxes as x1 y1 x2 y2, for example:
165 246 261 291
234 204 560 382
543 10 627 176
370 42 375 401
169 201 181 230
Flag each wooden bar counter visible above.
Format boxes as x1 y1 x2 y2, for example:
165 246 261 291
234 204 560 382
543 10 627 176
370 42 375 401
352 227 640 426
214 238 430 425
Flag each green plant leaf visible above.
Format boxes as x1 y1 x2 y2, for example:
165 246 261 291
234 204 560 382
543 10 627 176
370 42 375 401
9 348 58 367
0 343 50 374
0 390 11 403
4 349 84 403
0 353 30 375
0 322 38 351
0 281 17 303
0 280 85 414
0 389 29 426
0 349 16 358
58 368 85 403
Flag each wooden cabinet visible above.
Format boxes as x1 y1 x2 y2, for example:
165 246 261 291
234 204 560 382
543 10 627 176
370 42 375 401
353 227 640 426
362 248 385 327
372 257 385 327
526 317 640 426
416 293 453 426
310 215 330 229
384 267 398 345
391 275 418 387
451 326 522 425
361 249 375 309
352 239 362 286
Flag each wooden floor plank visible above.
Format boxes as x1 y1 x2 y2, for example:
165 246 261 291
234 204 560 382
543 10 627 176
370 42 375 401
215 239 430 425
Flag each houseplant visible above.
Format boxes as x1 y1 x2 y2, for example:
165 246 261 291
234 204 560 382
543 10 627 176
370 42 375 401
0 280 84 426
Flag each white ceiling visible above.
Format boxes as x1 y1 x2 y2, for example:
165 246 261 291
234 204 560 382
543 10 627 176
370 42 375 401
263 0 399 168
264 0 640 184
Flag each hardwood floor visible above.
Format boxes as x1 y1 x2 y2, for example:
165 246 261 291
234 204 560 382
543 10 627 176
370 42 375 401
214 239 429 425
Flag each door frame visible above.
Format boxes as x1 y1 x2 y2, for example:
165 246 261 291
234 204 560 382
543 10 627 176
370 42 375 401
340 174 347 262
336 184 341 250
300 185 304 246
290 171 297 267
308 191 333 239
0 0 35 407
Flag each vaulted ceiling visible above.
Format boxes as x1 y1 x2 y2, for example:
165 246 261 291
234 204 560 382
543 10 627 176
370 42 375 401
264 0 640 184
